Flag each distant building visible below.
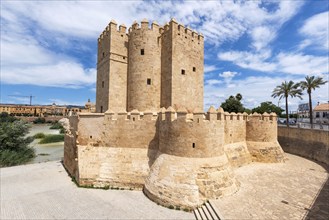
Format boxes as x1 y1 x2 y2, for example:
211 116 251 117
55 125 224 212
314 103 329 124
0 99 95 117
297 103 310 118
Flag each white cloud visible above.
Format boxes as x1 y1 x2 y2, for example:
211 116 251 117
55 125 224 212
218 50 328 75
218 50 276 72
299 11 329 51
204 65 217 73
251 26 275 51
276 52 329 75
2 62 96 88
206 79 222 86
219 71 238 79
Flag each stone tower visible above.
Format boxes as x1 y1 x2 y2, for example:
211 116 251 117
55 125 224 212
127 20 162 112
96 20 128 113
161 19 204 112
96 19 204 113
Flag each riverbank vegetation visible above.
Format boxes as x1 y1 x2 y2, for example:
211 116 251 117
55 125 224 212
0 112 35 167
38 134 64 144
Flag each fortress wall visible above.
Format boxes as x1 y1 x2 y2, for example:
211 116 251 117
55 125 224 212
64 116 79 177
224 113 247 144
278 127 329 165
159 108 225 158
102 110 158 150
246 113 285 162
127 20 161 112
76 113 105 146
223 112 252 167
72 111 159 188
77 146 155 189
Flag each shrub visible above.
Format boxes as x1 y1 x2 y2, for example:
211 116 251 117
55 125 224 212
33 117 46 124
33 132 46 139
0 115 35 167
0 148 35 167
39 134 64 144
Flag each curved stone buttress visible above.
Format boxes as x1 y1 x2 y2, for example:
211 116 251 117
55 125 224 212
144 107 239 209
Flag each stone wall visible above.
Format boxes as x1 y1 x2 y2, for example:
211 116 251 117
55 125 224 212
64 107 285 208
278 127 329 165
246 113 285 163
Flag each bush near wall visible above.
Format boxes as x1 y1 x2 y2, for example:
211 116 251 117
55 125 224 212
0 112 35 167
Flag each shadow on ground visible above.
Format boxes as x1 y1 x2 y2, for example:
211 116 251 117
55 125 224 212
304 162 329 220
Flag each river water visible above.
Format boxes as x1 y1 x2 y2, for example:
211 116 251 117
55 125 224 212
27 124 64 164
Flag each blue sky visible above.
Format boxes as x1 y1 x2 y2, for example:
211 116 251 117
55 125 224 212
1 0 328 112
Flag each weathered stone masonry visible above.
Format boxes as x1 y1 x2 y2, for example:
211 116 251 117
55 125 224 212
64 19 285 209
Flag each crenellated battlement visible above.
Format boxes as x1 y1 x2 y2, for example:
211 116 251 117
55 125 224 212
128 19 161 34
157 106 277 124
103 108 158 121
164 18 204 42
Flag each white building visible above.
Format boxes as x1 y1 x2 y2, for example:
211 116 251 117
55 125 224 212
314 103 329 124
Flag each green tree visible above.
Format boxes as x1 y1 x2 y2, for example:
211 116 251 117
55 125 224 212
0 112 35 167
300 75 328 126
271 81 303 127
252 101 284 116
220 94 245 113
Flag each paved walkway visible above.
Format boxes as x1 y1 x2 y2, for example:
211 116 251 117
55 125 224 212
212 153 329 219
0 161 193 219
1 153 328 219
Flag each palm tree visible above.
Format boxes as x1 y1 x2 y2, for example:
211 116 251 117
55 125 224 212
300 76 328 126
272 81 303 127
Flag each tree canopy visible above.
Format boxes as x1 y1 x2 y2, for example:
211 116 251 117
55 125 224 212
300 75 328 125
220 93 247 113
271 80 303 127
0 112 35 167
252 101 284 116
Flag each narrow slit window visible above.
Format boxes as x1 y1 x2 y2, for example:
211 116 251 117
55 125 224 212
100 106 103 113
193 67 196 72
181 69 185 75
141 49 144 55
192 143 195 148
147 78 151 85
102 81 104 88
102 52 105 58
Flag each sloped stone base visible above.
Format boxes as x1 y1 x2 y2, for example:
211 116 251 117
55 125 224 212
144 153 239 209
247 141 285 163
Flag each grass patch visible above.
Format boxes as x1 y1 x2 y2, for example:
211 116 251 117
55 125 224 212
39 134 64 144
49 122 63 129
33 132 46 139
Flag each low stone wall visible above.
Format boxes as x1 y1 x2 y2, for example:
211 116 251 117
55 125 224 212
278 127 329 165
